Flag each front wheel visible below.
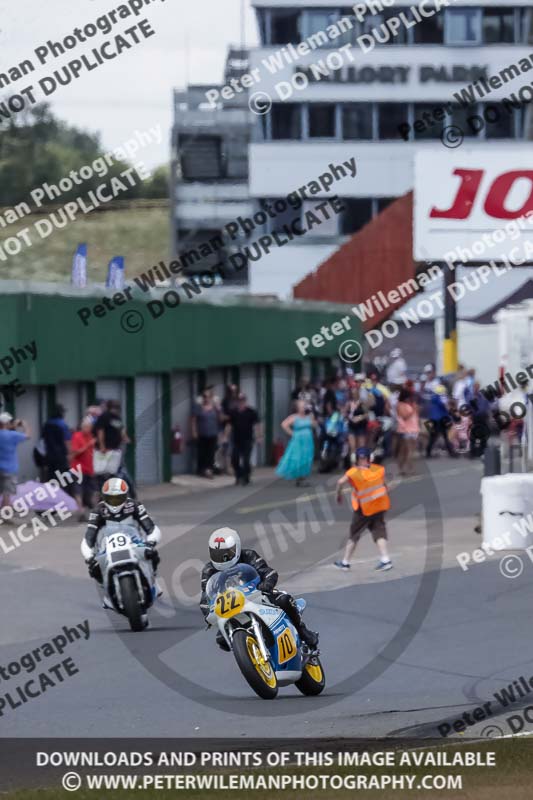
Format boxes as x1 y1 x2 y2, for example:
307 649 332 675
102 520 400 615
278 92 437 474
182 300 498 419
232 629 278 699
119 574 145 632
295 656 326 696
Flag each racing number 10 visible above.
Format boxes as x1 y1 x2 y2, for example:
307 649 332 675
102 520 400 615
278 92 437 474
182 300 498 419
277 629 297 664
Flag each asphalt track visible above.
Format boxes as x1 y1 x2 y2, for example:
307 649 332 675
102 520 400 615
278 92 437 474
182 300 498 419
2 457 533 741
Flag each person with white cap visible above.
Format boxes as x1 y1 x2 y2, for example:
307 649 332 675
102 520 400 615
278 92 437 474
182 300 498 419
386 348 407 392
0 412 30 509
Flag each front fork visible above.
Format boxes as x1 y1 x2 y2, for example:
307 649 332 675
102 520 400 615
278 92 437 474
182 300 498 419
224 618 271 664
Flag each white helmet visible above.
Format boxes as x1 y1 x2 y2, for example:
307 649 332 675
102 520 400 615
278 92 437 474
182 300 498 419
102 477 128 514
208 527 241 571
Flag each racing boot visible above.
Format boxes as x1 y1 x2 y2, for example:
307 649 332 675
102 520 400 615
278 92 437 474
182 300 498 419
298 623 319 651
276 594 319 650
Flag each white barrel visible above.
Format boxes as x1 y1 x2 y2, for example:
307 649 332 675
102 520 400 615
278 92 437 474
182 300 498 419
481 473 533 550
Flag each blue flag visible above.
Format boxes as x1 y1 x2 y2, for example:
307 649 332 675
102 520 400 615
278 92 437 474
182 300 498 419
71 243 87 287
106 256 125 290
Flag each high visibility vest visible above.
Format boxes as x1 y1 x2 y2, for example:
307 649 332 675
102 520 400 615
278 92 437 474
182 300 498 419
346 464 390 516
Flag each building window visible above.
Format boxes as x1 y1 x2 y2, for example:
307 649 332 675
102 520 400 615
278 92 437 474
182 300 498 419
270 9 301 44
363 10 407 43
445 8 482 44
377 103 409 139
338 8 360 45
413 104 444 139
449 104 481 138
483 7 515 43
271 104 301 139
179 135 223 180
376 197 396 213
413 4 444 43
301 9 338 45
260 198 302 234
302 200 339 236
483 103 516 139
340 199 373 235
308 103 336 137
342 103 373 140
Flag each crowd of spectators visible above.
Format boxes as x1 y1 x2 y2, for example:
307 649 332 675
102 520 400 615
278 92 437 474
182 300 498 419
0 399 132 520
288 349 526 481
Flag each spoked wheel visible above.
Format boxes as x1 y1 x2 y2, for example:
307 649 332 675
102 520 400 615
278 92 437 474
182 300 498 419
232 629 278 699
119 574 145 632
295 656 326 696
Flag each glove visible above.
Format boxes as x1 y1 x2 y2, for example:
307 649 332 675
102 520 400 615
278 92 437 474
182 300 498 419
257 581 274 593
145 545 160 570
86 557 99 579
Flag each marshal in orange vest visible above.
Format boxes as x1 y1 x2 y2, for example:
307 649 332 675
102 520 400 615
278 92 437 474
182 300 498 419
345 464 390 516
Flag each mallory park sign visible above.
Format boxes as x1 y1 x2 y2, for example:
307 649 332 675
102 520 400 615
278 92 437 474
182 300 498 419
298 64 488 85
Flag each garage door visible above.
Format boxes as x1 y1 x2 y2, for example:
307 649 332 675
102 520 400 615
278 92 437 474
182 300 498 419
272 364 292 445
170 371 194 474
14 386 43 481
135 375 162 485
56 383 82 430
95 380 126 409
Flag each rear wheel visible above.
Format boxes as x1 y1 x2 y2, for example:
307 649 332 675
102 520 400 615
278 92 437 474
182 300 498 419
295 656 325 696
232 629 278 699
119 574 145 632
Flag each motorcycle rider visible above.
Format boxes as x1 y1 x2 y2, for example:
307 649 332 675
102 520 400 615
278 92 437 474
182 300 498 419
81 477 161 585
200 527 319 651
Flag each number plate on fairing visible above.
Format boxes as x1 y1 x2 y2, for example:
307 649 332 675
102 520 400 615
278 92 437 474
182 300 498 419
215 589 245 618
110 549 132 563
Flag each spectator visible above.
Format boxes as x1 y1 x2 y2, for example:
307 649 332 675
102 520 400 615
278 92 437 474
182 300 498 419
276 399 316 488
365 371 392 456
396 387 419 475
93 400 130 490
321 378 337 415
94 400 126 453
386 348 407 391
191 389 220 479
426 385 458 458
219 384 239 475
229 393 261 486
42 404 72 482
345 385 368 457
335 378 349 409
0 413 30 508
70 416 97 520
452 365 468 406
468 382 492 459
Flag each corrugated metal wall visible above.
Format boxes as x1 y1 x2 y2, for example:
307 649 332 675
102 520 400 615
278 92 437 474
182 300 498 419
294 193 416 331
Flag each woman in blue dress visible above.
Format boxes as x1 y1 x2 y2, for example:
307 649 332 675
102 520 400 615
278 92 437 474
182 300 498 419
276 400 316 486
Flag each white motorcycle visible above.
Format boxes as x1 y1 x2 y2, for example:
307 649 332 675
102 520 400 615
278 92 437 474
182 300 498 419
84 521 158 631
206 564 325 699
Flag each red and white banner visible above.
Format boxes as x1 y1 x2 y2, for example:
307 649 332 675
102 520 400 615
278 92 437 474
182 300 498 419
414 148 533 264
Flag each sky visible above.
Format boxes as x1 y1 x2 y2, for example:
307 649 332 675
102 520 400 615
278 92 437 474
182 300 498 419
1 0 259 168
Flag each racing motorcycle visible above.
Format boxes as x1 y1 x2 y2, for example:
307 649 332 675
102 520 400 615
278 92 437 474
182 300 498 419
205 564 325 700
92 521 158 632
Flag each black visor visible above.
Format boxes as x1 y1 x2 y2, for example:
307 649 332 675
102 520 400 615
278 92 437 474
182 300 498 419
209 544 237 565
104 493 127 507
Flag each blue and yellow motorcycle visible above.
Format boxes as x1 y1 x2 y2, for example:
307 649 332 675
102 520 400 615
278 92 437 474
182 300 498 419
205 564 325 699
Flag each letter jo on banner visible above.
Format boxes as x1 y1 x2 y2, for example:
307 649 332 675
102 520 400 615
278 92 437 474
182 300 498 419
414 148 533 263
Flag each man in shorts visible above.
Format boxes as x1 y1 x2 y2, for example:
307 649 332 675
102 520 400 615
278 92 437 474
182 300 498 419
0 413 30 508
334 447 392 572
